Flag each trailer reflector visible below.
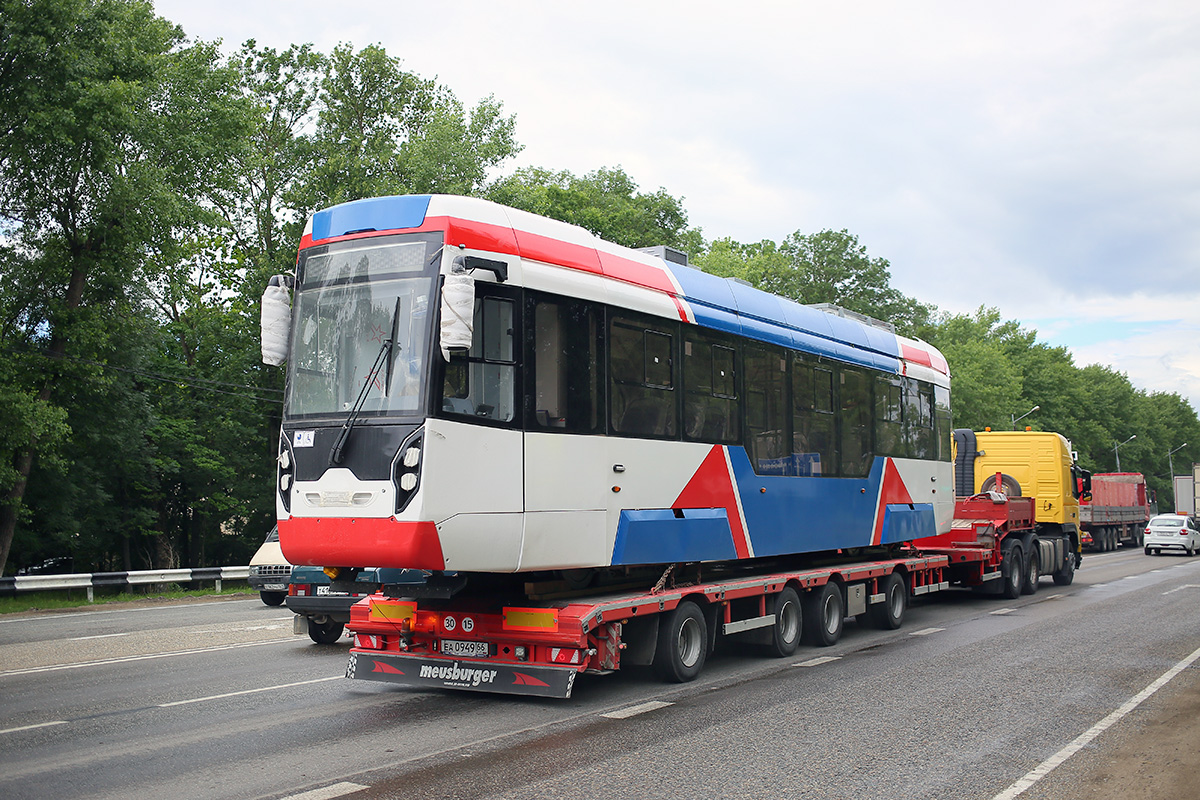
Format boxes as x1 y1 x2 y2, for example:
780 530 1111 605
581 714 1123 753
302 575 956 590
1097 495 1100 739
369 599 416 624
503 607 559 632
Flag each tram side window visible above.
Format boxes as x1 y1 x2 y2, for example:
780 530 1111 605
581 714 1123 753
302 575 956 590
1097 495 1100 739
682 333 739 445
610 316 677 438
840 367 873 477
744 344 788 475
875 375 904 458
905 378 936 459
933 385 952 462
525 295 603 433
792 358 837 476
440 296 516 423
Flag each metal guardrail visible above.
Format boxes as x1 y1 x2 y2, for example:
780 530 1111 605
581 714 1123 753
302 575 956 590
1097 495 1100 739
0 566 251 602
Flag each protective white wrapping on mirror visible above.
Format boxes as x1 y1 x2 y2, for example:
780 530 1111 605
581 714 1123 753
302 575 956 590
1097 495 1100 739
260 283 292 365
439 272 475 360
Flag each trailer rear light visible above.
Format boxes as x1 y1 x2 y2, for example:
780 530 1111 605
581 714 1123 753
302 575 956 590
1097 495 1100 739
550 648 582 665
515 646 527 661
354 633 389 650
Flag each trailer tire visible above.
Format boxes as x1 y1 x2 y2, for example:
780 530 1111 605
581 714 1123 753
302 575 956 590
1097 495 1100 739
1052 547 1076 585
803 583 844 647
653 600 708 682
866 573 907 630
1001 543 1024 600
1021 540 1040 595
766 587 802 657
260 591 286 607
308 618 345 644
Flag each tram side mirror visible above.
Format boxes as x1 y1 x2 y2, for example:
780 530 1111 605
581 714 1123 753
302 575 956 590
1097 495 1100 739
261 274 293 366
440 259 475 361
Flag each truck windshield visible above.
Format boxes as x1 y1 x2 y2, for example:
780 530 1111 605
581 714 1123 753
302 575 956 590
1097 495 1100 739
286 232 442 420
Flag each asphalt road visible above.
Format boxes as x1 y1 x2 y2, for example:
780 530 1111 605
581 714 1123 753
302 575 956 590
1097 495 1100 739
2 548 1198 800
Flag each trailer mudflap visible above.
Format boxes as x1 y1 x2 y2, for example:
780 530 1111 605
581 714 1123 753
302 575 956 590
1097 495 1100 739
347 650 579 698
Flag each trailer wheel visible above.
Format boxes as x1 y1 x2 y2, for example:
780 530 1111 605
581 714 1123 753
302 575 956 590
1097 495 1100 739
1001 543 1024 600
803 583 844 647
767 587 802 657
1052 547 1076 585
260 591 285 607
653 601 707 682
1021 541 1040 595
866 573 907 630
308 618 345 644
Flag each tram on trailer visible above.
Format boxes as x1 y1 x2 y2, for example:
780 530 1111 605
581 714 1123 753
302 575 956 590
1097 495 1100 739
261 195 954 591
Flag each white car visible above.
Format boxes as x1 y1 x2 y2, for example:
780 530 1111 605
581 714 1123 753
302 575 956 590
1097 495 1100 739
1143 514 1200 557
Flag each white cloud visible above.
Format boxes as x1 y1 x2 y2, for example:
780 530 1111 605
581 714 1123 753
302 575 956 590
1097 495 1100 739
154 0 1200 409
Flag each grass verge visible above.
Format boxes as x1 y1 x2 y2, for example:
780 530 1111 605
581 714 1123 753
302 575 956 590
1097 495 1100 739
0 583 255 615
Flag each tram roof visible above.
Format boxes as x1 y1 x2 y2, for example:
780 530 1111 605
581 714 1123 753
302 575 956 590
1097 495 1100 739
303 194 949 382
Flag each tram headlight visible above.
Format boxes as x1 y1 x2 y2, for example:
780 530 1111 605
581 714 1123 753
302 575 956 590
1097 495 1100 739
393 432 423 513
277 435 294 513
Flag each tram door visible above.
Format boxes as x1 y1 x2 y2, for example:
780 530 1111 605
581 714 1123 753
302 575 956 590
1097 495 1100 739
521 295 611 571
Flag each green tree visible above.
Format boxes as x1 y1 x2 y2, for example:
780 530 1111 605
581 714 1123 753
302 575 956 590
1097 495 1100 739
488 166 703 253
0 0 253 574
295 42 519 213
693 229 932 336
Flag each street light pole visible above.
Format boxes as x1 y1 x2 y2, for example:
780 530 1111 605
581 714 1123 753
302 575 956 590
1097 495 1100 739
1169 442 1188 479
1114 434 1136 472
1011 404 1040 430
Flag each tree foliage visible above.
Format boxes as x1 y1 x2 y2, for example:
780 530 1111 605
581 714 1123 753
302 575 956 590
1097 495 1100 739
488 166 703 253
693 230 933 336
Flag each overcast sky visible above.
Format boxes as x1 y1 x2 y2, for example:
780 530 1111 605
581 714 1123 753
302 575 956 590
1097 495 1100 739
155 0 1200 416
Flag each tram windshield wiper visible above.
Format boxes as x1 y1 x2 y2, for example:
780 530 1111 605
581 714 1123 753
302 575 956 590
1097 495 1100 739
330 298 402 466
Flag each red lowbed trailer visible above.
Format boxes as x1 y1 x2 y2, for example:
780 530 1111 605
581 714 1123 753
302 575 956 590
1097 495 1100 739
342 491 1045 698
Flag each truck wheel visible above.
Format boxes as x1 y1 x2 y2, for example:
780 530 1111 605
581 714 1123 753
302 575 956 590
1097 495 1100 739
1052 548 1076 585
653 601 708 682
803 583 844 647
766 587 802 657
1001 544 1024 600
260 591 286 607
1021 542 1040 595
866 573 907 630
980 474 1021 497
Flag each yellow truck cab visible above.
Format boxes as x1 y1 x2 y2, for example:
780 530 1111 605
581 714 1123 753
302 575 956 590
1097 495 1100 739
953 428 1084 557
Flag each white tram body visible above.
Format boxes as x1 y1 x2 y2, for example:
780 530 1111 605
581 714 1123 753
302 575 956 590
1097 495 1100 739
268 195 953 574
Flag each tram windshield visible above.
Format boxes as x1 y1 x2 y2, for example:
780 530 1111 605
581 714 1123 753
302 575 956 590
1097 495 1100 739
286 233 442 420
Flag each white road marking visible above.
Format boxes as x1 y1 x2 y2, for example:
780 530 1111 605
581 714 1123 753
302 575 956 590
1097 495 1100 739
990 608 1014 615
794 656 841 667
1162 584 1200 595
0 720 69 735
68 632 131 641
157 676 342 707
602 700 673 719
0 638 293 677
279 782 369 800
910 627 945 636
992 643 1200 800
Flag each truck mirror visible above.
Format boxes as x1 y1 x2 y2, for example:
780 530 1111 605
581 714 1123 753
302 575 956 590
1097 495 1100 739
261 274 293 366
